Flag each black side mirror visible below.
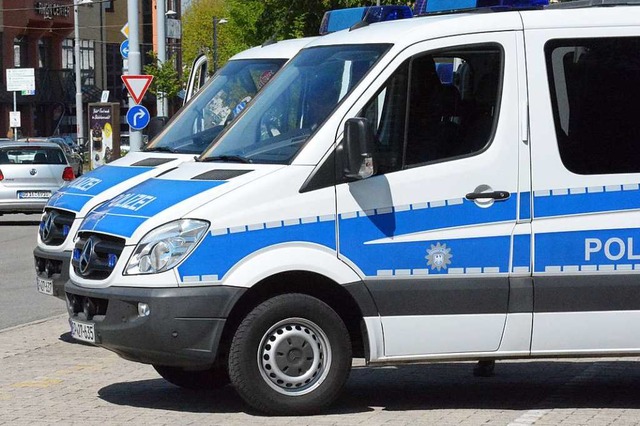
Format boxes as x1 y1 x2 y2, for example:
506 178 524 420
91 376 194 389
146 116 169 142
343 117 375 179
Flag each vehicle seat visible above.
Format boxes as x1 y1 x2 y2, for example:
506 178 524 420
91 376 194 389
33 152 48 164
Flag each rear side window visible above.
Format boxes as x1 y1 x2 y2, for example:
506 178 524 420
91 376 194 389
546 37 640 175
0 147 65 165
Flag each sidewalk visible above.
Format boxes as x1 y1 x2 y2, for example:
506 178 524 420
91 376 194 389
2 315 640 425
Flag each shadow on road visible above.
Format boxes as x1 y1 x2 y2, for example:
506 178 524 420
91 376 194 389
97 360 640 416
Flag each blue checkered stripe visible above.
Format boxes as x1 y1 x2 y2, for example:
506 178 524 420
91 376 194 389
533 183 640 218
177 195 518 282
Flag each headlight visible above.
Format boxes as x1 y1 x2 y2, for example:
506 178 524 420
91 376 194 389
125 219 209 275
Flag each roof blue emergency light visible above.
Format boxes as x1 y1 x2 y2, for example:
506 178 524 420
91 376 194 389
414 0 549 14
319 5 413 35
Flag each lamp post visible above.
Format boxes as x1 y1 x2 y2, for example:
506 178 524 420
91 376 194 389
212 16 228 73
74 0 93 149
157 0 167 117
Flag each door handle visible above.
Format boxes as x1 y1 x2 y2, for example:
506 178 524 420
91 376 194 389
465 191 510 201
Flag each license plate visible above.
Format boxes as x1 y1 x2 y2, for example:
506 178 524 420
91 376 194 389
36 276 53 295
18 191 51 199
69 318 96 343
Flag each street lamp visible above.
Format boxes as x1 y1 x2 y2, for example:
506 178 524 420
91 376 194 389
212 16 228 73
74 0 93 149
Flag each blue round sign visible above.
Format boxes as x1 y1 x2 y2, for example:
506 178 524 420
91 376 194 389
127 105 150 130
120 40 130 59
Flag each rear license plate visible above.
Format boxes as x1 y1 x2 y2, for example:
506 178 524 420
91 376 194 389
36 276 53 295
69 318 95 343
18 191 51 199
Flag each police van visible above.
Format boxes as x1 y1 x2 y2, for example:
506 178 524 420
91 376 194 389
34 38 315 300
65 0 640 415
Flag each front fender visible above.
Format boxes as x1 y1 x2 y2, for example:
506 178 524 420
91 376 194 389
220 242 362 288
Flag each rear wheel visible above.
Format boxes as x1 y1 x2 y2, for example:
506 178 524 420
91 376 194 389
228 293 352 415
153 364 229 390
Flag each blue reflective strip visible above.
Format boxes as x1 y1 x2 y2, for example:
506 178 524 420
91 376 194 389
81 213 148 238
519 191 531 220
534 185 640 218
47 165 155 213
177 219 337 280
535 229 640 273
512 234 530 272
80 179 227 238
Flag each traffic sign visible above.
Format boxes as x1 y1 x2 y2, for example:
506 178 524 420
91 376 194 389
120 40 129 59
121 75 154 104
121 23 129 39
127 105 151 130
6 68 35 92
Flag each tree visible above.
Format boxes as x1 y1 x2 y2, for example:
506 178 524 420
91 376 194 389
143 51 182 106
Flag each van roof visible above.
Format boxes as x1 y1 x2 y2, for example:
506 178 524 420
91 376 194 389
230 36 319 61
304 5 638 49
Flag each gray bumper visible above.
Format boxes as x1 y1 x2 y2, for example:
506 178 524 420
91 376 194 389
34 246 71 301
64 281 246 368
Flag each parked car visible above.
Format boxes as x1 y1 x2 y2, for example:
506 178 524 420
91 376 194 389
0 141 76 215
20 137 83 177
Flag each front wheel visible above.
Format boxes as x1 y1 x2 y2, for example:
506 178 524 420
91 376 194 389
228 293 352 415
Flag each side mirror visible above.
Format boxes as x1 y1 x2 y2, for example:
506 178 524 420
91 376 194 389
145 116 169 142
343 117 375 180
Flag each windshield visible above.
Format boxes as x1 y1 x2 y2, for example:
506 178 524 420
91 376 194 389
144 58 287 154
200 44 390 164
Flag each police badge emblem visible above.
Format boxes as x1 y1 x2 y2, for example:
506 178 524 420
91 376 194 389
426 242 453 271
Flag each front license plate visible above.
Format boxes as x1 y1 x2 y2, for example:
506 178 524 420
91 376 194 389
69 318 95 343
18 191 51 199
36 276 53 295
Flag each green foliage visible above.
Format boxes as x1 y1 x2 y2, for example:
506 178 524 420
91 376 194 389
181 0 411 74
143 51 182 99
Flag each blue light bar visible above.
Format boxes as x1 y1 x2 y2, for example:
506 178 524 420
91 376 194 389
319 6 413 35
63 225 70 237
414 0 549 14
108 254 118 269
73 249 81 261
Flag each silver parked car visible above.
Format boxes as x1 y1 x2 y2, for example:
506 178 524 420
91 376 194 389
0 141 76 215
21 137 83 177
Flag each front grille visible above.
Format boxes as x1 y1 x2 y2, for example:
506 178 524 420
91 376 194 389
39 209 76 246
72 233 126 280
66 293 108 321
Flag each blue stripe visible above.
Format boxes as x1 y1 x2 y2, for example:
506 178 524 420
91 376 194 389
178 220 337 280
535 228 640 272
512 234 530 271
80 178 226 238
534 185 640 218
47 165 154 213
519 192 531 220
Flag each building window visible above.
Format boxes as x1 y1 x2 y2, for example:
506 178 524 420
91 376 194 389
105 0 114 12
63 38 95 85
13 36 27 68
38 38 52 68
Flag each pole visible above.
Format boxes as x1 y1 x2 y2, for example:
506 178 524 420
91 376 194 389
156 0 168 117
127 0 143 152
74 2 85 149
12 92 17 140
213 17 218 73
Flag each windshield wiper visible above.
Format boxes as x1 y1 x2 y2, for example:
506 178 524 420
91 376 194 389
143 146 175 153
199 155 252 163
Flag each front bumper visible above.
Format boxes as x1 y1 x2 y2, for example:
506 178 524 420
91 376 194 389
34 246 71 301
65 281 246 368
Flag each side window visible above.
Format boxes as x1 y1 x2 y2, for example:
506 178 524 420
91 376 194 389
546 37 640 175
359 44 503 174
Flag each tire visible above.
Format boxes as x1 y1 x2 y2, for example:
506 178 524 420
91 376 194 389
153 364 229 390
228 293 352 415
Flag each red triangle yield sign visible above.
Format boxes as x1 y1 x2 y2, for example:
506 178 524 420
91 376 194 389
121 75 154 104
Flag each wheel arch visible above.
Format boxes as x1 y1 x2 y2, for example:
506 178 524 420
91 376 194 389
218 270 375 366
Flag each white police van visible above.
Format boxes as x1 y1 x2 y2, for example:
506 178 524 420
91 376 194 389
34 38 314 300
65 0 640 415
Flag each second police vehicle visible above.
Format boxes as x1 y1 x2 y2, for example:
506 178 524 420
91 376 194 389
63 0 640 415
34 37 315 299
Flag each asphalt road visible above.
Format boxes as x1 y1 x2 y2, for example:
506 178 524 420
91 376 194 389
0 214 66 331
